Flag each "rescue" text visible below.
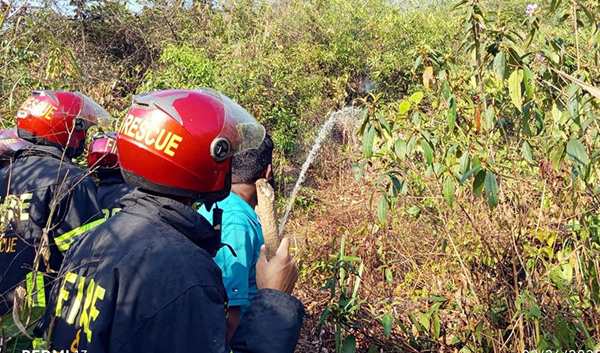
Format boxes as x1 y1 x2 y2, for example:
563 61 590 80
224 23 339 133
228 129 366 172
119 114 183 157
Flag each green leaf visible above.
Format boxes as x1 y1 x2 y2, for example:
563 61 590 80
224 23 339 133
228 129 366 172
341 335 357 353
568 97 579 119
420 130 432 144
377 195 388 224
426 296 447 302
385 268 393 285
523 65 534 100
435 164 447 178
428 302 443 315
542 48 560 64
352 162 365 182
412 111 421 126
550 0 562 12
407 311 421 329
485 104 495 131
448 95 457 133
376 112 392 135
390 176 403 196
422 140 434 166
530 305 542 319
522 141 534 164
394 139 406 160
581 5 595 24
508 69 523 111
363 125 375 159
443 176 454 207
342 256 362 262
473 169 486 196
551 144 565 171
382 313 393 339
484 171 499 208
320 305 331 322
433 313 441 339
460 165 481 185
368 345 379 353
418 311 431 331
459 152 470 176
406 206 421 216
406 136 416 156
440 71 451 99
493 51 506 79
399 101 411 114
582 117 595 132
409 91 424 104
566 139 589 165
475 322 483 344
413 55 423 71
567 83 580 98
552 103 562 122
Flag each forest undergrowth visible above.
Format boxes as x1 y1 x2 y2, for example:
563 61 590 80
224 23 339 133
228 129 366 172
3 0 600 351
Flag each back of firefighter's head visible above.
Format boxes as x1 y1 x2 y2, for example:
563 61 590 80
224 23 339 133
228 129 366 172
16 90 112 158
117 88 265 204
231 133 274 185
87 132 119 170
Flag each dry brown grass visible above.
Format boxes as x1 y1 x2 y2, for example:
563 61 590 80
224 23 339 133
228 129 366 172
283 140 597 352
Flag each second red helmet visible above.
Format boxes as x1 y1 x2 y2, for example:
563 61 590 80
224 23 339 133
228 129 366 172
0 128 32 160
117 88 265 202
87 132 119 169
17 90 112 157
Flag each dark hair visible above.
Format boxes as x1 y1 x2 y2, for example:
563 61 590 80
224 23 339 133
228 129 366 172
231 134 274 184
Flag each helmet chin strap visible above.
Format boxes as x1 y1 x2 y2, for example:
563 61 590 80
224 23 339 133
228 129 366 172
212 205 222 234
211 204 237 258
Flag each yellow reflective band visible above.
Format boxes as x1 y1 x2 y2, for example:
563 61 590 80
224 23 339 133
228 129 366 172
26 271 46 308
55 218 106 252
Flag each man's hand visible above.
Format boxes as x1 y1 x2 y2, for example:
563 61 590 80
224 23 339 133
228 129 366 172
256 237 298 294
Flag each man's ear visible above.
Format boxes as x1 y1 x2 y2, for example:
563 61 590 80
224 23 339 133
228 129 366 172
265 164 275 189
265 164 273 181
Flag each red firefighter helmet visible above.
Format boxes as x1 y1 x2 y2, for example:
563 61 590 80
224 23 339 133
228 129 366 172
0 128 32 160
16 90 112 157
87 132 119 169
117 88 265 202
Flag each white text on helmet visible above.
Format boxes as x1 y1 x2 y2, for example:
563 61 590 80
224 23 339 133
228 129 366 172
17 97 58 121
119 114 183 157
0 138 18 146
104 137 117 154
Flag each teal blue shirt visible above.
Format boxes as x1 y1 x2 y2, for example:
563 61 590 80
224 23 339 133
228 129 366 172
199 192 264 313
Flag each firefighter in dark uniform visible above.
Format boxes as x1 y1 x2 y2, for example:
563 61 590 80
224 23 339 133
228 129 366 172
87 132 135 218
0 91 108 316
0 128 32 168
37 89 304 352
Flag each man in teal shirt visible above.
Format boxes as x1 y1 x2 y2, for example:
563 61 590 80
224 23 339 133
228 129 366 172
200 134 274 341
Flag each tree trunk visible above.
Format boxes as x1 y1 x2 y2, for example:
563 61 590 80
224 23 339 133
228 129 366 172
255 178 279 260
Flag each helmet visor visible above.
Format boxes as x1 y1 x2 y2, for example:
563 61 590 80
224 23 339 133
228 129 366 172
75 92 113 128
197 88 265 154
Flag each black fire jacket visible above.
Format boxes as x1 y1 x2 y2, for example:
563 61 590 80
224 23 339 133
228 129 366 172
0 145 103 315
37 190 304 353
96 169 135 218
